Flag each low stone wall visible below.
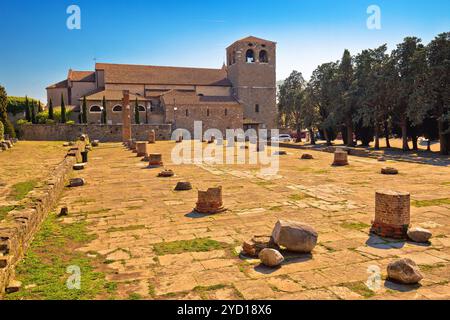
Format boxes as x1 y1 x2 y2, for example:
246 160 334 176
17 124 172 142
0 149 78 296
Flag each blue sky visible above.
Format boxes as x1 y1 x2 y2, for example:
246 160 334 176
0 0 448 101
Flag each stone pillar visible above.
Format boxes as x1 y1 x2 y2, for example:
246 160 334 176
371 190 410 239
149 153 163 167
195 187 226 214
332 150 349 166
122 90 132 142
148 130 156 144
136 142 147 157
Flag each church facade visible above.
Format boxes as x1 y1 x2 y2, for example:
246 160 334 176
46 36 277 135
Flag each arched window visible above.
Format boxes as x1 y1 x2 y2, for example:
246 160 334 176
112 105 122 112
138 105 146 112
259 50 268 63
89 105 102 113
246 49 255 63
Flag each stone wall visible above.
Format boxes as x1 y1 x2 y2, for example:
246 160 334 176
0 149 77 296
17 124 172 142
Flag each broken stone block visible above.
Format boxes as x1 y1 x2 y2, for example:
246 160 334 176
371 190 410 239
259 248 284 267
136 142 148 157
158 169 175 178
408 227 432 243
149 154 163 167
272 220 318 253
242 235 280 257
63 142 70 147
73 163 85 171
0 256 8 268
148 130 156 144
175 182 193 191
381 167 399 175
332 150 349 166
301 154 314 160
274 151 287 156
387 258 423 284
59 207 69 217
69 178 85 188
378 156 386 162
91 140 100 147
6 280 22 294
195 186 226 214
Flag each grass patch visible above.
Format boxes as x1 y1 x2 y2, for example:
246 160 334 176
343 282 375 299
5 213 115 300
441 182 450 186
107 225 146 233
153 238 228 256
269 206 283 212
128 293 142 300
341 222 370 231
126 206 144 210
289 193 313 201
10 180 37 201
419 264 446 272
412 198 450 208
0 205 15 220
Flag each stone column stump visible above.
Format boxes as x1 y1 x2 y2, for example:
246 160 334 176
194 186 226 214
149 154 163 167
332 150 349 166
371 190 410 239
136 142 148 157
148 130 156 144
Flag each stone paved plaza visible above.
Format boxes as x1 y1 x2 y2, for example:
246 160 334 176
6 141 450 300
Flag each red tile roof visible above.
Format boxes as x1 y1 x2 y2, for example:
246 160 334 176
46 79 68 90
96 63 231 86
68 70 96 82
81 89 149 102
160 90 240 106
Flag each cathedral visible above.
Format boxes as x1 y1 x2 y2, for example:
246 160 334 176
46 36 277 135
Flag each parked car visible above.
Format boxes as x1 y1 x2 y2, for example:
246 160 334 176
271 134 293 143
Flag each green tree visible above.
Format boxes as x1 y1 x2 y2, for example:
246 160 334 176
24 96 31 122
0 121 4 141
37 100 43 113
48 99 54 120
308 62 340 145
277 71 307 142
426 32 450 155
60 94 66 123
0 85 16 138
31 101 37 124
82 96 88 124
134 98 140 124
102 96 107 124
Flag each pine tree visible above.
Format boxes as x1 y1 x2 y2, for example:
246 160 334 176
60 94 66 123
48 99 54 120
134 98 140 124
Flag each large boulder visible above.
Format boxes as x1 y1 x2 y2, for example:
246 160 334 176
387 258 423 284
272 220 318 253
259 249 284 268
408 227 432 243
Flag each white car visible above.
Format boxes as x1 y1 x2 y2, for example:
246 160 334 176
271 134 292 143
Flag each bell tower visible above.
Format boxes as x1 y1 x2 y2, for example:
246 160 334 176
226 36 277 130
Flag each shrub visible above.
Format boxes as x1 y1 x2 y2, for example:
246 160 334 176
16 119 31 125
66 120 75 125
45 119 55 125
37 109 72 124
0 121 4 141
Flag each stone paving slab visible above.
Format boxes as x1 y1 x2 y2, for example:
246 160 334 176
15 142 450 300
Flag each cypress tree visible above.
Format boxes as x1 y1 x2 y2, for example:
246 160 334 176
25 96 31 122
61 94 66 123
48 99 54 120
0 85 16 138
102 96 107 124
31 101 36 124
134 98 140 124
37 100 43 113
82 96 88 124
